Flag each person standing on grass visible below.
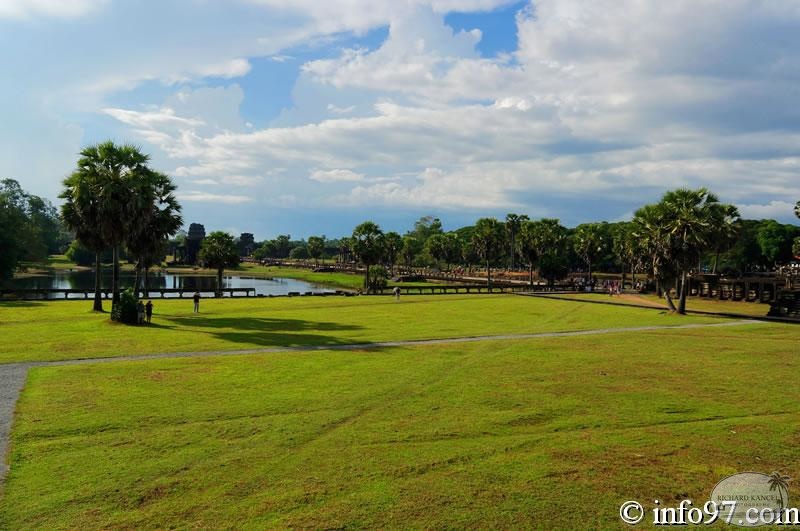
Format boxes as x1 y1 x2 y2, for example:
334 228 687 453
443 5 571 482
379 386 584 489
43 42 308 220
393 286 401 300
137 300 145 325
145 300 153 324
193 290 201 313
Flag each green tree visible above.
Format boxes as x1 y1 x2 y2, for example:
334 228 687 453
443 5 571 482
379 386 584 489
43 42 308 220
72 142 156 310
708 204 741 274
350 221 385 291
425 233 450 268
60 169 109 311
289 245 309 259
401 235 421 268
125 170 182 297
518 219 568 287
505 213 529 269
307 235 326 266
410 215 443 243
756 220 797 266
199 232 240 296
573 223 610 283
0 187 27 280
273 234 292 259
471 218 504 287
383 231 403 274
612 222 641 289
633 188 735 314
632 203 679 310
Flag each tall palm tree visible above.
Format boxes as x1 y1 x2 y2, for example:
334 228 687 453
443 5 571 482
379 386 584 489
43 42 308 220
709 204 741 274
126 170 182 297
76 141 151 310
350 221 384 290
60 169 107 312
660 188 723 314
505 213 529 270
471 218 503 287
573 223 608 283
632 203 678 311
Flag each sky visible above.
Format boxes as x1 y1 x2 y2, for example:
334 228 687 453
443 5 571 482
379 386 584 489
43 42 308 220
1 0 799 240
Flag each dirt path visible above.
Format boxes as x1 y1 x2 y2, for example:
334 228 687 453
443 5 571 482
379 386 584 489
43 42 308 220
0 319 758 482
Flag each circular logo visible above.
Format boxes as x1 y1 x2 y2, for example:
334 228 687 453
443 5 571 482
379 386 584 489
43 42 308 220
710 472 790 527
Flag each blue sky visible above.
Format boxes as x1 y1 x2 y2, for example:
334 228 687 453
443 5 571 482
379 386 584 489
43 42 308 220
1 0 799 240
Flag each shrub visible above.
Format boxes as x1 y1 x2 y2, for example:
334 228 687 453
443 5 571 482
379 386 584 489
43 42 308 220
111 288 139 324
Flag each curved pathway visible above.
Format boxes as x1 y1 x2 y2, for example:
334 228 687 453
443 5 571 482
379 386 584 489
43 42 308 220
0 319 758 481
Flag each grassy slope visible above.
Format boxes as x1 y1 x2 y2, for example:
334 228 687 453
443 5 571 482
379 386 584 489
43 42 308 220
0 295 724 364
2 323 797 528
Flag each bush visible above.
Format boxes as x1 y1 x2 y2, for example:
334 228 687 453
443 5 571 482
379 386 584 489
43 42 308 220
111 288 139 324
367 265 389 292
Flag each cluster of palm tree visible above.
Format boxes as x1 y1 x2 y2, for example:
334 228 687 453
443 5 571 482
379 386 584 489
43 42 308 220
60 142 182 315
630 188 739 313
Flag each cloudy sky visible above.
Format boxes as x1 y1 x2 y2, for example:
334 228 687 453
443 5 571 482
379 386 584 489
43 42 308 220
2 0 799 239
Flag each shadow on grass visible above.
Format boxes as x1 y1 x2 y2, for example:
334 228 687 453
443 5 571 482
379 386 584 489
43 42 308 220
0 300 47 307
163 316 367 349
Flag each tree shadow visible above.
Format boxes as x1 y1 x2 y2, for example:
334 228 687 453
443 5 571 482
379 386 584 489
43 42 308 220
0 300 48 308
162 316 367 349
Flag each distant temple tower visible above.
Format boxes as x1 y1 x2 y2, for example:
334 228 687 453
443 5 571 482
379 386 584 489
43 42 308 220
239 233 255 256
186 223 206 264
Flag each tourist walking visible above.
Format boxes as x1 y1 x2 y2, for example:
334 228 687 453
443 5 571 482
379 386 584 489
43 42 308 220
136 300 145 325
145 300 153 324
193 291 201 313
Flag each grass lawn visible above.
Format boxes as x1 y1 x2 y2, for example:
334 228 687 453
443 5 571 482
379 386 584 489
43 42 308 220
543 292 772 318
2 322 798 528
0 295 727 364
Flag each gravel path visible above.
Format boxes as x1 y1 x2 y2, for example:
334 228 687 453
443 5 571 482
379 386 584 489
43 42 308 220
0 319 758 482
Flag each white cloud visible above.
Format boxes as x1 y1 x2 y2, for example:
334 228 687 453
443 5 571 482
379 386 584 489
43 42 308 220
177 191 253 204
95 1 800 222
737 201 798 220
0 0 103 19
310 168 365 182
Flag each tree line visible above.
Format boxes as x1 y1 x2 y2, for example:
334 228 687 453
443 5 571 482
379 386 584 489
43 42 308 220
258 190 797 313
0 179 69 280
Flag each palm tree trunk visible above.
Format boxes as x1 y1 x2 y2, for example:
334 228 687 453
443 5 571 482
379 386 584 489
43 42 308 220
664 290 678 312
133 263 141 300
217 267 223 298
486 259 491 287
678 271 688 314
529 264 534 286
112 245 120 309
93 252 104 312
712 250 720 275
144 267 149 298
364 266 369 292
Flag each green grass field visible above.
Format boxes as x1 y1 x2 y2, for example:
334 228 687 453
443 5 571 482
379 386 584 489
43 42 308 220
2 321 798 528
0 295 797 528
0 295 724 364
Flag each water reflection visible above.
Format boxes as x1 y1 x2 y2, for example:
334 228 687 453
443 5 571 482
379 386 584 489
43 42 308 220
4 271 336 299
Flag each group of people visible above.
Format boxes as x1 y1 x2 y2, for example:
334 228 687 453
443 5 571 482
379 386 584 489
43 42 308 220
135 300 153 325
603 279 622 296
134 291 203 326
